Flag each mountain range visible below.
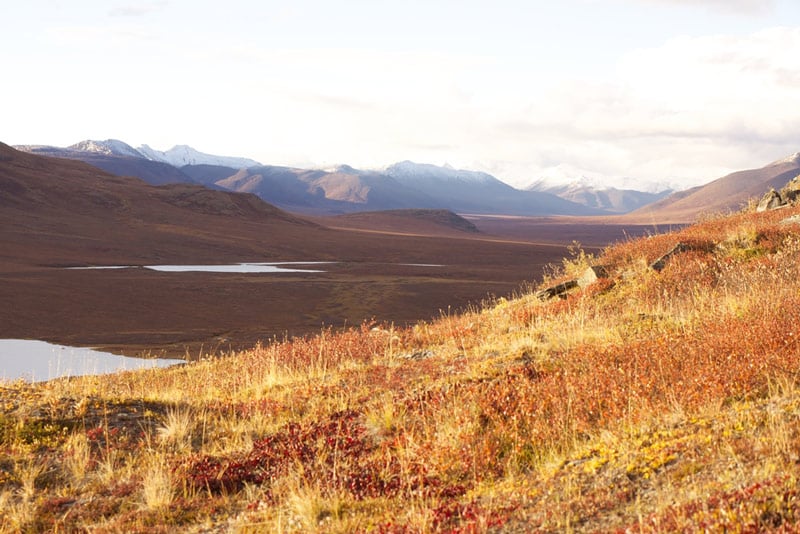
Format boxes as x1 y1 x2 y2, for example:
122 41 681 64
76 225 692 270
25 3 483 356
13 140 636 216
13 139 800 221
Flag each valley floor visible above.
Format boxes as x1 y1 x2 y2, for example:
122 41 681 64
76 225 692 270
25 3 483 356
0 218 653 358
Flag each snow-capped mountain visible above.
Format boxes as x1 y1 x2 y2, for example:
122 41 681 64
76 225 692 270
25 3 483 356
383 161 597 215
61 139 261 169
385 161 497 185
137 144 260 169
531 182 671 214
12 141 662 215
68 139 144 159
770 152 800 167
526 163 677 195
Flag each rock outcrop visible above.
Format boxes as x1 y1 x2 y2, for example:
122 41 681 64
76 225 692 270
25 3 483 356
756 175 800 212
578 265 609 289
535 280 578 301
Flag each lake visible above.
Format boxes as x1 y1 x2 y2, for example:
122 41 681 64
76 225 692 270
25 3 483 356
0 340 184 383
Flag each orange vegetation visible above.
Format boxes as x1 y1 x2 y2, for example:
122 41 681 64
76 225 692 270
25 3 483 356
3 205 800 531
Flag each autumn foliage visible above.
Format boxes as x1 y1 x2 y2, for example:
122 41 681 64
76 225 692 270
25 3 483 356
4 204 800 531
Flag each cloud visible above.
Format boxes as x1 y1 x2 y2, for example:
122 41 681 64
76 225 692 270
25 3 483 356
108 1 167 17
48 23 157 45
475 26 800 189
133 24 800 191
631 0 776 15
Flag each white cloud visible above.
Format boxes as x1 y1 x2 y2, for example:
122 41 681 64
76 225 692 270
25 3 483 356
632 0 776 15
108 1 167 17
489 26 800 189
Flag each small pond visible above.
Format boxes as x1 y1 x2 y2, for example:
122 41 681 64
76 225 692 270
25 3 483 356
145 262 329 273
0 340 184 383
68 262 331 273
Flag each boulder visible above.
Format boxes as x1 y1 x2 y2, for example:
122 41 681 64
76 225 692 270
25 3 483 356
782 175 800 203
756 189 786 212
578 265 609 289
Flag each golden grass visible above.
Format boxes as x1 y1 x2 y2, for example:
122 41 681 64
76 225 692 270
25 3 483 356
4 204 800 531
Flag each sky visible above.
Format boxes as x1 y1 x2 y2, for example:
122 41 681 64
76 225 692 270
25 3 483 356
3 0 800 191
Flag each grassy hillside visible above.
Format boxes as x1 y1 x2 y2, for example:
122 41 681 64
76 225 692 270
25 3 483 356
4 204 800 531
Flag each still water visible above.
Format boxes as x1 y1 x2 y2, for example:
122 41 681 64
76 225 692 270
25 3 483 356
144 262 328 273
68 262 330 273
0 340 184 383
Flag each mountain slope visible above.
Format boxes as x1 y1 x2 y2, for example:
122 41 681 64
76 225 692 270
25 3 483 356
14 141 673 216
326 208 480 236
0 142 313 266
630 152 800 222
15 144 198 186
180 164 241 187
15 139 260 186
386 160 598 215
529 181 671 213
69 139 144 158
214 164 442 214
137 144 260 168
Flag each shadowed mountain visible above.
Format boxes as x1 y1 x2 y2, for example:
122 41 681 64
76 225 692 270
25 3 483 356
323 209 480 237
15 144 197 186
15 141 609 216
629 152 800 222
528 182 671 213
186 162 593 216
213 164 442 214
0 142 315 266
180 164 242 187
385 161 599 216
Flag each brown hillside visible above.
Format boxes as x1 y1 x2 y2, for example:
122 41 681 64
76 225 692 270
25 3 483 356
0 142 314 267
322 209 480 236
629 153 800 222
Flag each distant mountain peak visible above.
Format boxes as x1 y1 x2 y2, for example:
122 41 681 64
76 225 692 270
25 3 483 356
137 144 261 169
385 161 498 185
62 140 262 170
69 139 143 159
333 164 358 174
528 163 677 194
771 151 800 166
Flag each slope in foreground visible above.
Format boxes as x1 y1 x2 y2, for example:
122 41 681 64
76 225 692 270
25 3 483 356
3 201 800 531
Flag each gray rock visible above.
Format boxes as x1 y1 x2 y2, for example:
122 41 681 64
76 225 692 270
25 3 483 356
399 349 434 360
650 242 689 272
578 265 609 289
535 279 578 300
756 189 786 212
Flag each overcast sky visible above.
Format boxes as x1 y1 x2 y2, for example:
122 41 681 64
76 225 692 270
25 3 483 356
3 0 800 190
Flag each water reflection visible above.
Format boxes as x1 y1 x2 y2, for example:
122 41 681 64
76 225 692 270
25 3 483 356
144 263 327 273
68 262 331 273
0 340 184 383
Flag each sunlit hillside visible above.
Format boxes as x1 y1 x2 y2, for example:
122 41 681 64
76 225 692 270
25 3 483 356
4 201 800 532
